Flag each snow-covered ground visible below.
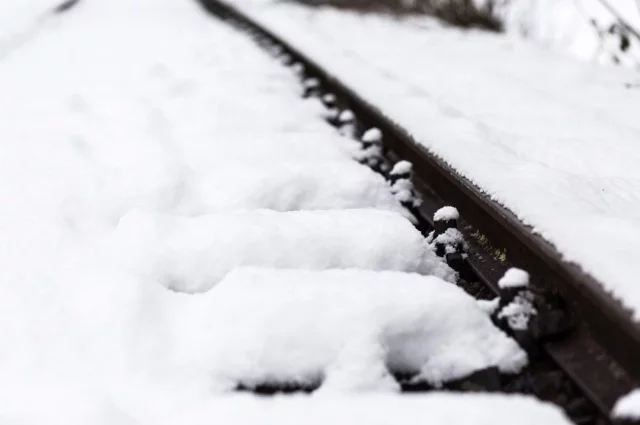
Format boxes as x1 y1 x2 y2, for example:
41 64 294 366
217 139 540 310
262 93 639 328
0 0 72 61
203 267 526 391
113 209 456 293
499 0 640 67
160 393 572 425
0 0 572 423
231 0 640 320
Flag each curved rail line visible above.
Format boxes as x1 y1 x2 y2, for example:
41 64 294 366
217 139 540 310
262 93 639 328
196 1 639 422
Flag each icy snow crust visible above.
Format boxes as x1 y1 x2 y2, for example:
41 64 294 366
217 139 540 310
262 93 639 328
113 209 456 292
233 1 640 318
205 267 527 390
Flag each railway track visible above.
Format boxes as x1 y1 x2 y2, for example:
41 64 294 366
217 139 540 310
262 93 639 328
196 1 640 423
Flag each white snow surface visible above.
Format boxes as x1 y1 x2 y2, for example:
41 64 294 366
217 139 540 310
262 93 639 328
178 160 411 215
391 178 417 204
160 393 572 425
433 206 460 222
613 388 640 419
497 291 537 331
231 1 640 318
303 77 320 89
498 0 640 67
362 127 383 143
0 0 447 422
0 0 567 423
113 209 456 292
499 268 531 288
0 0 67 61
390 160 412 176
339 109 355 122
431 228 466 254
203 267 527 390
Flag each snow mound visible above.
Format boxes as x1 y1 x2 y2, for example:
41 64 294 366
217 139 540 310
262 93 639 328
322 93 337 104
497 292 537 331
433 206 459 221
162 393 572 425
339 109 355 122
390 178 417 205
613 388 640 419
183 161 409 215
390 160 412 176
498 268 530 289
430 228 466 254
500 0 640 68
200 133 360 164
113 209 456 292
204 267 527 391
362 128 382 143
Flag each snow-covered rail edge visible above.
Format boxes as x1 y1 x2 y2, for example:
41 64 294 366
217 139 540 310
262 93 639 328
196 0 638 420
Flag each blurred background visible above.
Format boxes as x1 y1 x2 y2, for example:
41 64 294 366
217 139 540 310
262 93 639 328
289 0 640 69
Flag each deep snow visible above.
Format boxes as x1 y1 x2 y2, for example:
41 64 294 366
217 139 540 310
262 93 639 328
159 393 572 425
231 0 640 318
0 0 574 423
0 0 412 421
112 209 455 292
203 267 527 391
